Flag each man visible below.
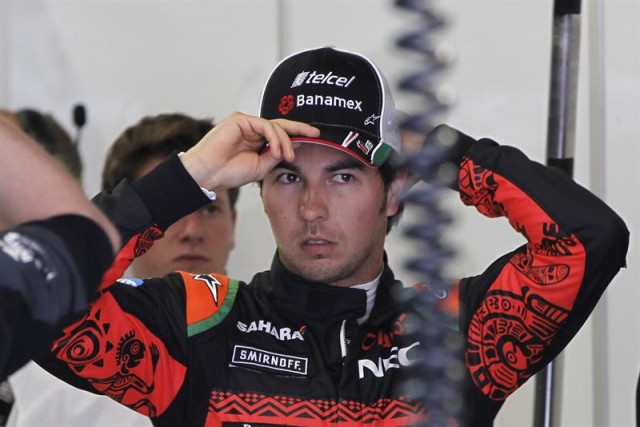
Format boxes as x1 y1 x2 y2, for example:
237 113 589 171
0 107 86 426
0 117 119 380
38 47 629 426
8 113 239 427
99 113 239 280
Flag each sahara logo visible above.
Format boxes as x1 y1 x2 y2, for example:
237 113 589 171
237 320 306 341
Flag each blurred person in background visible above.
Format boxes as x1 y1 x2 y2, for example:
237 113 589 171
6 113 239 427
0 116 118 406
0 107 83 426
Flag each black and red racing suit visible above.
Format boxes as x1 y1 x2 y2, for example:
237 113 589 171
38 126 629 426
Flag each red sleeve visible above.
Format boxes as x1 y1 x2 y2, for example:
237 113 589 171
99 226 163 291
454 137 628 402
48 278 188 417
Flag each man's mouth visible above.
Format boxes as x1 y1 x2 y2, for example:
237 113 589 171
305 239 329 245
174 255 210 263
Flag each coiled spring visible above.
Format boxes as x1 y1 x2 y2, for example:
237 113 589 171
394 1 464 426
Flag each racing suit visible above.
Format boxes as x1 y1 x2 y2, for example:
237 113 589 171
38 126 629 426
0 215 113 381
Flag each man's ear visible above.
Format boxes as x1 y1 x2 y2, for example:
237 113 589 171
386 171 409 216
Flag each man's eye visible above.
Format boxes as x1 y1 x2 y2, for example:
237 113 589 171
201 204 219 215
277 173 299 184
334 173 354 183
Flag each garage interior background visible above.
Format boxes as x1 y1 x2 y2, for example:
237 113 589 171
1 1 637 426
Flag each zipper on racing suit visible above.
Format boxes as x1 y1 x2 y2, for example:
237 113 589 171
340 319 350 363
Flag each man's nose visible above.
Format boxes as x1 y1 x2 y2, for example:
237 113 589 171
299 184 328 223
176 213 205 243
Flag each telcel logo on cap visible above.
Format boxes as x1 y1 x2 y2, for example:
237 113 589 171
291 71 356 88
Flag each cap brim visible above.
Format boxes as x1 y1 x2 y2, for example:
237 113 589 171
289 136 378 168
296 123 395 167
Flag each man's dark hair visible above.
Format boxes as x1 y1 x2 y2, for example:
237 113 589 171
102 113 239 209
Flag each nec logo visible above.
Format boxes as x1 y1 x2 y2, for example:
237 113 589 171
291 71 356 88
237 320 306 341
358 342 420 379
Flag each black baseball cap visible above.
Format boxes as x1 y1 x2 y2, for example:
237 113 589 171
259 46 400 167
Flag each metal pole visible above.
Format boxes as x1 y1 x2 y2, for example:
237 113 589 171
533 1 582 426
276 0 293 61
587 1 609 425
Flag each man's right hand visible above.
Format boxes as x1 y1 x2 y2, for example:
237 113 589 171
179 112 320 191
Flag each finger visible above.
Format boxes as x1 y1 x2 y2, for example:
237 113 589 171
260 120 297 162
237 114 275 149
255 148 282 180
273 119 320 138
247 118 282 158
271 119 319 162
272 122 296 162
263 123 283 160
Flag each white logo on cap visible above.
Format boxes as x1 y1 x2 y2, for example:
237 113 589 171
357 140 374 154
291 71 309 88
291 71 356 88
342 132 359 148
342 132 375 155
296 94 362 111
364 114 381 125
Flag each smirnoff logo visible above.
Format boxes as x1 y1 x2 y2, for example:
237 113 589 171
291 71 356 88
232 345 308 375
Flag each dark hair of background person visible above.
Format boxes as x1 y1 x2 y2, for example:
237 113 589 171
101 113 239 209
12 109 83 180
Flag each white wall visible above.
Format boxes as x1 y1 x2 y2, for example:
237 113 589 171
2 1 638 426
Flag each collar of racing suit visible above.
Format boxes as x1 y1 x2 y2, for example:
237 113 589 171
258 251 405 326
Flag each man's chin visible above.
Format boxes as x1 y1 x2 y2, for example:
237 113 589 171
173 260 215 275
287 260 351 286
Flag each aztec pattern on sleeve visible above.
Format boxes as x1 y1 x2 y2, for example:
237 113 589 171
50 287 187 417
458 156 585 401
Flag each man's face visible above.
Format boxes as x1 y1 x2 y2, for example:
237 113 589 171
130 156 236 277
262 144 402 287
